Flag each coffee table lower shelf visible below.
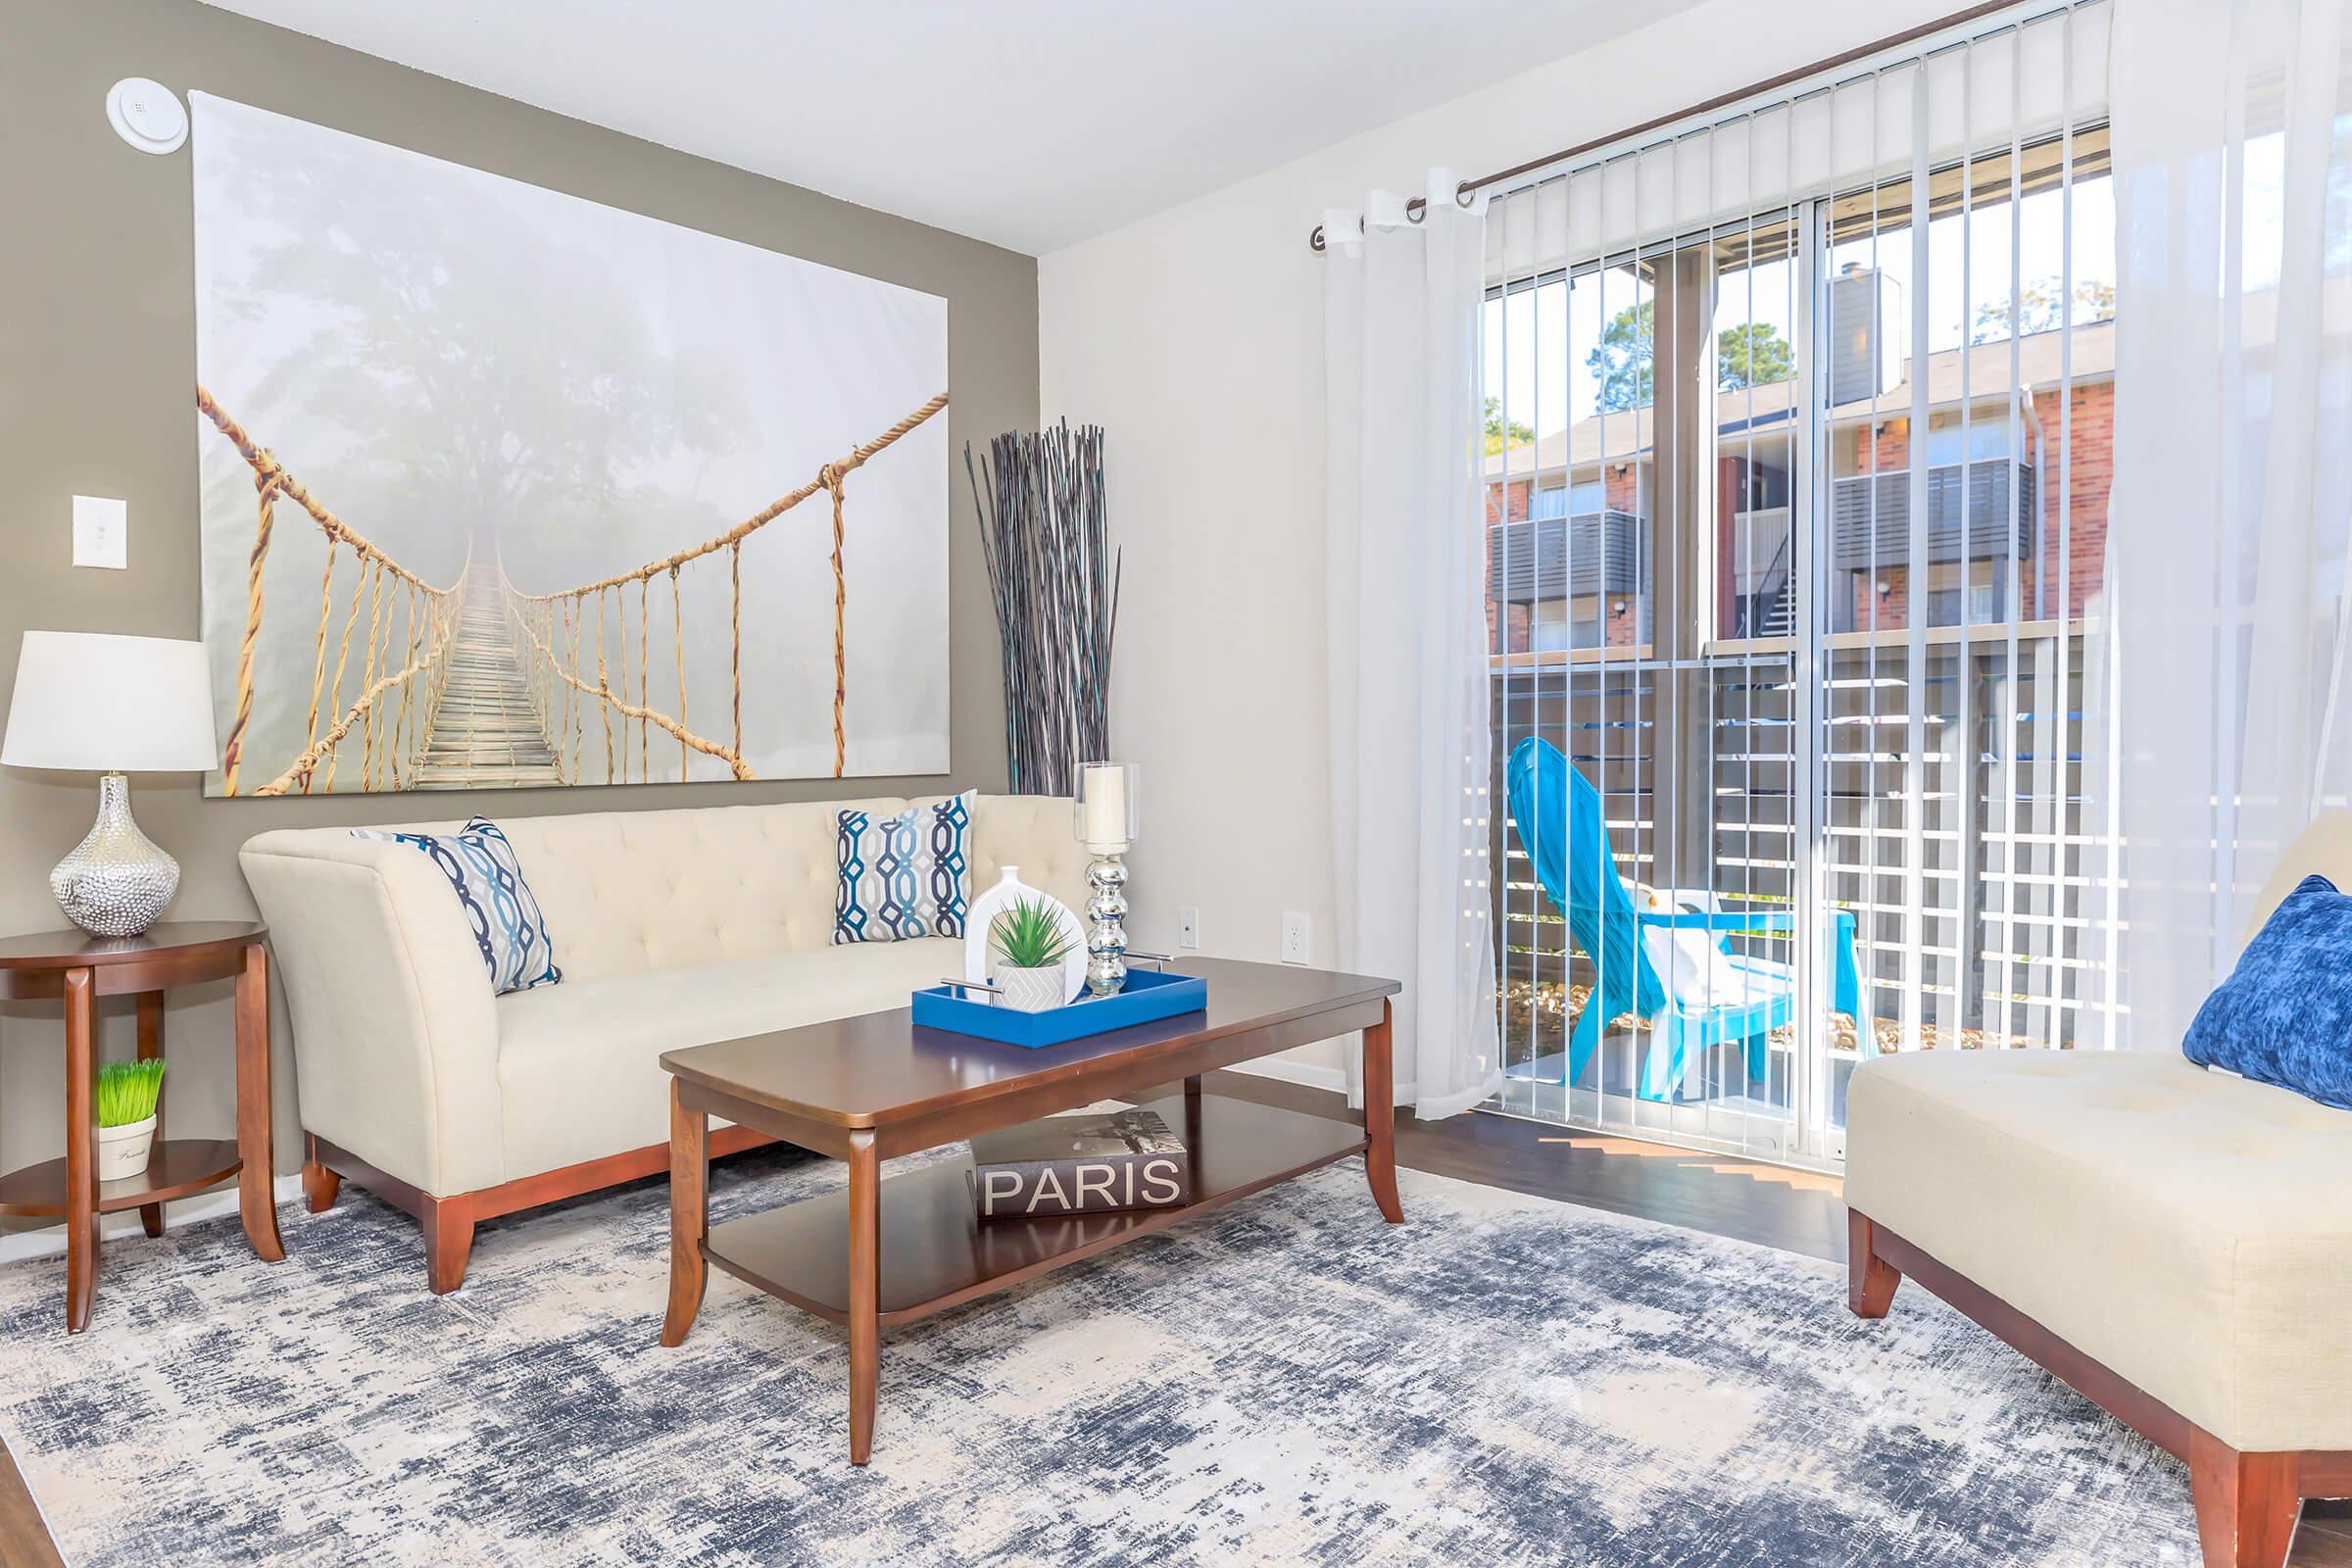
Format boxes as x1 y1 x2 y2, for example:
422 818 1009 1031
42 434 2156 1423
703 1093 1366 1328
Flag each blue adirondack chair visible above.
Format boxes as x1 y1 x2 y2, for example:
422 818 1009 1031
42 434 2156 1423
1503 736 1872 1102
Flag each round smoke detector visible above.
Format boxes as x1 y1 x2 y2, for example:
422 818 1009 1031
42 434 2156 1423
107 77 187 155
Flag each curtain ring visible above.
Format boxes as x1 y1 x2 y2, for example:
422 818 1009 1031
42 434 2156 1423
1406 200 1427 225
1455 181 1477 209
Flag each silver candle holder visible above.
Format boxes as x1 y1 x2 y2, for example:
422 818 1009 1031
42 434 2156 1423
1083 852 1130 998
1074 761 1139 997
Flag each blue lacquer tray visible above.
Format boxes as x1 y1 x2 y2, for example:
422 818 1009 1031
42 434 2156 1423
911 967 1208 1049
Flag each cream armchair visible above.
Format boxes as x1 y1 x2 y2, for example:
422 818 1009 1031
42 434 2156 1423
1845 812 2352 1568
240 793 1089 1293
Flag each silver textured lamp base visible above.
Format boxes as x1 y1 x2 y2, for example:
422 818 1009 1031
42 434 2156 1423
51 773 178 937
1085 850 1129 997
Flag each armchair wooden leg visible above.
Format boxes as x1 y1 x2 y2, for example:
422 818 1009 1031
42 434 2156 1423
2189 1432 2300 1568
1846 1210 1901 1319
423 1198 476 1296
301 1133 341 1214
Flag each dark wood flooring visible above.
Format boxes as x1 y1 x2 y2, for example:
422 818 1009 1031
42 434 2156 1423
2 1074 2342 1565
0 1441 62 1568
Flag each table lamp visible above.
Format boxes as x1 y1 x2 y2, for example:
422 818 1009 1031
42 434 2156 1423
2 632 220 937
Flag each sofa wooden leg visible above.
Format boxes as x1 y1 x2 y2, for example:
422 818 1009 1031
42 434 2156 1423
1846 1211 1901 1319
423 1199 476 1296
302 1134 341 1214
2190 1431 2300 1568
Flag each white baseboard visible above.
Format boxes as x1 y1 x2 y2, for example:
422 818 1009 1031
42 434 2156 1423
1222 1056 1351 1097
1220 1056 1422 1109
0 1172 305 1266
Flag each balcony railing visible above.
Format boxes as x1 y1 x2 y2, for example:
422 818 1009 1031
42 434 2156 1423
1830 461 2036 570
1489 510 1645 603
1488 623 2096 1083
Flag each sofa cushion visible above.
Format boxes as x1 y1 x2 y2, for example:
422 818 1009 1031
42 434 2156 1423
487 798 909 983
834 790 974 944
495 939 958 1178
2184 873 2352 1108
1845 1048 2352 1451
966 795 1093 925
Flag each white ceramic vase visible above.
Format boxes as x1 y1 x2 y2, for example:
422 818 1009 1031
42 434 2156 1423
96 1115 157 1183
963 867 1087 1004
990 962 1067 1013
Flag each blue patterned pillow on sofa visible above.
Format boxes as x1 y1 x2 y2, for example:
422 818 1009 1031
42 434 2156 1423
2183 874 2352 1109
835 791 973 944
352 816 562 996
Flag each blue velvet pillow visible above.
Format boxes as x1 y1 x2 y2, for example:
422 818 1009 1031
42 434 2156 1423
2182 874 2352 1109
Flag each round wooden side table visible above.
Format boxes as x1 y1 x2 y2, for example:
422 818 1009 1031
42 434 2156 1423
0 921 285 1332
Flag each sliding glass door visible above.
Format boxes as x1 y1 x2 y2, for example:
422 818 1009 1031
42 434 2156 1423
1481 3 2114 1166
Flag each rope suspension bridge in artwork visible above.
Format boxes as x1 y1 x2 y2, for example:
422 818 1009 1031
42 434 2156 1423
198 386 949 796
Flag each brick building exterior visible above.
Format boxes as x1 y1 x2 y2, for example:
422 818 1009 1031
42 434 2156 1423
1843 377 2114 632
1485 363 2114 650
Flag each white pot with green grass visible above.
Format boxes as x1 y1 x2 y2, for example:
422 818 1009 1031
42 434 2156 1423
989 897 1077 1013
95 1058 165 1182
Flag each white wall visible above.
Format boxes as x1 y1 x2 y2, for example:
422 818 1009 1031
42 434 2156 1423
1039 0 1957 1092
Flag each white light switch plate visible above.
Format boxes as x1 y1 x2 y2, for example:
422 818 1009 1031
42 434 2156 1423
73 495 127 569
1178 907 1200 950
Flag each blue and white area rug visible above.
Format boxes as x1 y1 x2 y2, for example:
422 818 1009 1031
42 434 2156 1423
0 1140 2198 1566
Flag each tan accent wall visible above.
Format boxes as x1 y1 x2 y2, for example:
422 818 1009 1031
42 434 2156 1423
0 0 1040 1195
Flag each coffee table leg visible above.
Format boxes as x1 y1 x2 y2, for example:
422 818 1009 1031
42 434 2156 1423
235 944 285 1263
661 1080 709 1348
1363 999 1403 1223
847 1127 880 1465
64 968 98 1333
137 993 165 1239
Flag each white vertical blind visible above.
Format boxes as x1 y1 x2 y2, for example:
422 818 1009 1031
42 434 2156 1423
1484 11 2111 281
1481 1 2116 1166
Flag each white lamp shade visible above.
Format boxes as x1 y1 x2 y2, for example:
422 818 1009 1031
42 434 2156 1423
2 632 220 773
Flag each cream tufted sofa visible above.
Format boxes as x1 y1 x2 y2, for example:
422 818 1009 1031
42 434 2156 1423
1845 812 2352 1568
239 793 1089 1293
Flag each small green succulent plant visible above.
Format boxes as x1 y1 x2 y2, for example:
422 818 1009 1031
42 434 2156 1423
990 898 1075 970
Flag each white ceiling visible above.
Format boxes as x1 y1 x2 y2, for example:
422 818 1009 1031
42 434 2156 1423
197 0 1694 255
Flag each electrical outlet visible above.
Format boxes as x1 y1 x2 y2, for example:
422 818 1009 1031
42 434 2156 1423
73 495 126 570
1178 906 1200 950
1280 911 1309 965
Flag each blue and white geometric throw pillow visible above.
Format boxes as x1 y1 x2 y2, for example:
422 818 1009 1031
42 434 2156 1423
351 815 562 996
834 791 974 945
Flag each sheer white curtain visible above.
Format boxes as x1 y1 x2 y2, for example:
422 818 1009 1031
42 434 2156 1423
1324 172 1500 1119
2096 0 2352 1050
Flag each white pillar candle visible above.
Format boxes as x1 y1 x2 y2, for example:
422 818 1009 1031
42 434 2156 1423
1080 762 1130 847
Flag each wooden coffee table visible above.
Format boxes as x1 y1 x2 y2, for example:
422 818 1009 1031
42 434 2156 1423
658 956 1400 1463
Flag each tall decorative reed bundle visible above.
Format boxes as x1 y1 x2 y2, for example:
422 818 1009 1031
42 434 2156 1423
965 423 1118 796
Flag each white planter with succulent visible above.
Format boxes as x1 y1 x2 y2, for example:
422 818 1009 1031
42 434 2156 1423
989 896 1079 1013
95 1057 166 1182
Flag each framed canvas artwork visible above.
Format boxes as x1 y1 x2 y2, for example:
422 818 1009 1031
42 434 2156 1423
190 95 949 796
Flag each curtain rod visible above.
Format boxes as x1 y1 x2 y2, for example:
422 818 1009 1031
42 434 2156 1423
1307 0 2029 252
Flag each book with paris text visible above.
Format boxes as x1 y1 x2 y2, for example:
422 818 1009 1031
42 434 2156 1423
968 1108 1191 1220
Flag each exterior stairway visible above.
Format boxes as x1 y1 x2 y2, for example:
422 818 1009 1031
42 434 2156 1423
413 557 562 789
